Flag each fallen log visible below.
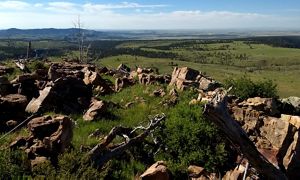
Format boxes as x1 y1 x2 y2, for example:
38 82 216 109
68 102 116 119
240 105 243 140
203 89 287 180
88 113 166 168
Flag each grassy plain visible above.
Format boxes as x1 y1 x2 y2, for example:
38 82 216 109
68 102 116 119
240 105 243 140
98 41 300 97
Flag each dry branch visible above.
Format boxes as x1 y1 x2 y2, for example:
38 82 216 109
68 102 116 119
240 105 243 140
88 113 166 168
203 89 287 180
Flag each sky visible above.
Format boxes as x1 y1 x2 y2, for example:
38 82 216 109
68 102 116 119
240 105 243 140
0 0 299 30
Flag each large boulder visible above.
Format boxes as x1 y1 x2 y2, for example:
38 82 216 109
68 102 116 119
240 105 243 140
169 67 200 90
0 94 28 112
48 62 93 81
140 161 170 180
26 77 92 114
0 76 12 95
11 74 39 99
10 115 74 166
0 94 28 131
83 70 103 86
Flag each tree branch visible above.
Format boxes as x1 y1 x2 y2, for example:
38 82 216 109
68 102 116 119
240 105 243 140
87 114 166 168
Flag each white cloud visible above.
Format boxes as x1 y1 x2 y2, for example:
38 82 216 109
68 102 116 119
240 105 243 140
34 3 44 8
0 1 30 10
46 2 78 13
0 2 298 30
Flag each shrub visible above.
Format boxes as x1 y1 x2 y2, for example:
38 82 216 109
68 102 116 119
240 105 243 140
224 76 278 99
0 150 31 179
155 91 229 177
30 60 46 71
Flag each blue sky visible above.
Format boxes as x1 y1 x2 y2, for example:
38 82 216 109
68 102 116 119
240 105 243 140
0 0 299 29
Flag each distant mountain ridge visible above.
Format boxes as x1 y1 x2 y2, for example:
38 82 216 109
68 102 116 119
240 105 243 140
0 28 300 40
0 28 106 40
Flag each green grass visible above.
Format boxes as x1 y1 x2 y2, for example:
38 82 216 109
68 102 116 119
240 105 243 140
97 54 300 98
71 84 168 148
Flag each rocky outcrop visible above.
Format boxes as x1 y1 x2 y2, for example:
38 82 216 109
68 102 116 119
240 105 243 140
0 94 28 131
48 62 93 81
0 76 12 96
115 77 135 92
117 63 131 73
26 76 92 114
281 96 300 115
238 97 280 117
83 99 107 121
140 161 170 180
11 74 39 99
84 69 113 95
169 67 220 91
10 115 74 167
0 65 14 75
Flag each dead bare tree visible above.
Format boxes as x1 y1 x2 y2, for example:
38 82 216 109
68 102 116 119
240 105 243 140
73 15 84 63
203 88 287 179
73 15 92 63
87 113 166 168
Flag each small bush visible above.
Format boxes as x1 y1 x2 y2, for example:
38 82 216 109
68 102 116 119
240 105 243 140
224 76 278 99
155 91 229 177
0 150 31 179
30 60 46 71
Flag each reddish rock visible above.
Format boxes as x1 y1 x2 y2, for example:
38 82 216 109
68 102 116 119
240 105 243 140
83 100 107 121
140 161 170 180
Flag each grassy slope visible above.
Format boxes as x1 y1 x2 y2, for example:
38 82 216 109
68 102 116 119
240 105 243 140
98 54 300 98
98 40 300 98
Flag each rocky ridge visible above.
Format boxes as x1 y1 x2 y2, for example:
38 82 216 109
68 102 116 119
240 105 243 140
0 62 300 179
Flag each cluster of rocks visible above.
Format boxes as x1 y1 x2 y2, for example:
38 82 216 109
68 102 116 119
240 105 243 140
10 115 74 167
139 66 300 179
0 65 14 75
2 61 300 178
0 62 119 130
228 96 300 179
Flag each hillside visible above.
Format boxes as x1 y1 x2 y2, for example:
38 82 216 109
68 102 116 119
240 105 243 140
0 60 299 179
